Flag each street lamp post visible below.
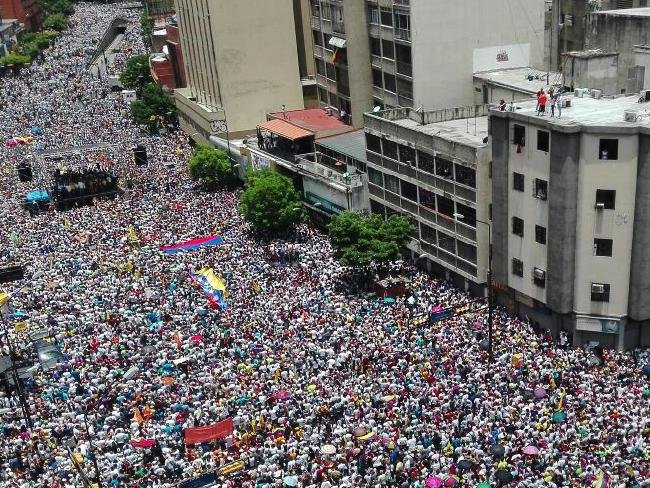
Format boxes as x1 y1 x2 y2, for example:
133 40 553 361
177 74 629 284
0 271 44 429
454 214 493 363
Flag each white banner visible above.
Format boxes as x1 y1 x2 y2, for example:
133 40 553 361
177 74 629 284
473 43 530 73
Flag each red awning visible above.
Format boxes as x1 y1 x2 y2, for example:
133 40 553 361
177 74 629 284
258 119 313 141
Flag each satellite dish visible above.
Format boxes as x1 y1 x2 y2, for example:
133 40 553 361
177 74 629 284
372 106 381 113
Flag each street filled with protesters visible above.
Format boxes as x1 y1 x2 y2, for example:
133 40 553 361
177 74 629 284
0 3 648 487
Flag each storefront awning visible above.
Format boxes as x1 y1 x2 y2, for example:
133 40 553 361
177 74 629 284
328 36 347 49
258 119 313 141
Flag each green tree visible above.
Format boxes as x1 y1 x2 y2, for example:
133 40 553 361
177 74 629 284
128 83 176 126
0 52 31 67
188 146 234 188
239 170 305 234
119 55 152 89
39 0 73 16
328 212 412 268
140 12 154 41
129 100 154 125
43 13 68 31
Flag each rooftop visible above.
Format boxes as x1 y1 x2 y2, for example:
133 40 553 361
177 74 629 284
268 109 353 138
473 67 562 96
316 129 366 162
562 49 618 59
391 117 489 148
594 7 650 17
493 93 650 131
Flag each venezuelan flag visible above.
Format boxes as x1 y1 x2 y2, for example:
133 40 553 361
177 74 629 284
161 235 224 255
593 470 610 488
189 267 228 310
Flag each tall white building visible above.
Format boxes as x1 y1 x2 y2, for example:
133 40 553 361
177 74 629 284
309 0 545 127
490 92 650 349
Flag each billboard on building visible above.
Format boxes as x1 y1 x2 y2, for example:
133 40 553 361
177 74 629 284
473 43 531 73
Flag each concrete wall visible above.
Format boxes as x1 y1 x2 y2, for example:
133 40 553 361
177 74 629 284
344 0 373 127
489 116 510 285
585 11 650 93
628 133 650 320
564 54 620 94
210 0 304 134
546 131 580 313
411 0 545 110
507 121 551 305
573 133 637 317
293 0 316 80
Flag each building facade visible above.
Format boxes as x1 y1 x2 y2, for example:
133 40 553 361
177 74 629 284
174 0 307 144
491 93 650 349
363 105 491 295
309 0 545 127
0 0 41 32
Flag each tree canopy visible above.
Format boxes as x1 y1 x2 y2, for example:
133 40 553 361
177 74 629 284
43 13 68 31
0 53 31 67
188 146 233 188
119 55 152 89
328 212 412 268
39 0 74 17
129 83 175 126
239 169 305 235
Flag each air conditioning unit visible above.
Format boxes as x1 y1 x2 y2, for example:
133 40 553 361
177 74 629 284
325 107 333 116
640 89 650 102
574 88 585 98
591 89 602 99
591 283 605 294
562 99 572 108
595 202 605 210
625 110 640 122
533 268 546 280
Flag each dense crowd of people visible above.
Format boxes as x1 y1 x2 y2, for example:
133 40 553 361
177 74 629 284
0 3 648 487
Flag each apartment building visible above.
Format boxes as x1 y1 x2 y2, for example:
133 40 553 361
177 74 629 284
0 0 41 32
491 93 650 349
310 0 545 127
363 105 491 295
174 0 312 144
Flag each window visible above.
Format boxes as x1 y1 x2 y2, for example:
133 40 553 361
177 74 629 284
401 180 417 202
456 203 476 228
311 0 320 17
513 172 524 192
313 30 322 46
454 165 476 188
512 217 524 237
418 187 435 209
366 133 381 153
372 68 382 87
591 283 610 302
368 167 383 186
321 2 331 20
438 231 456 253
512 258 524 277
513 124 525 146
599 139 618 160
381 40 394 60
532 267 546 288
533 179 548 200
537 130 549 152
315 58 325 76
421 223 436 243
436 157 453 179
596 189 616 209
384 174 400 194
325 63 336 80
318 87 329 104
594 238 613 257
418 151 434 174
370 199 385 217
370 37 381 56
436 195 454 217
382 138 398 160
380 8 393 26
383 73 396 93
398 144 415 165
457 241 477 264
367 5 379 24
535 225 546 245
394 11 410 31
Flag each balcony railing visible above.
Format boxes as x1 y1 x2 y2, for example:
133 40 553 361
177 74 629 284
394 0 410 5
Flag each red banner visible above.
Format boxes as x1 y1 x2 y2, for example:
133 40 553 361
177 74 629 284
184 418 234 445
